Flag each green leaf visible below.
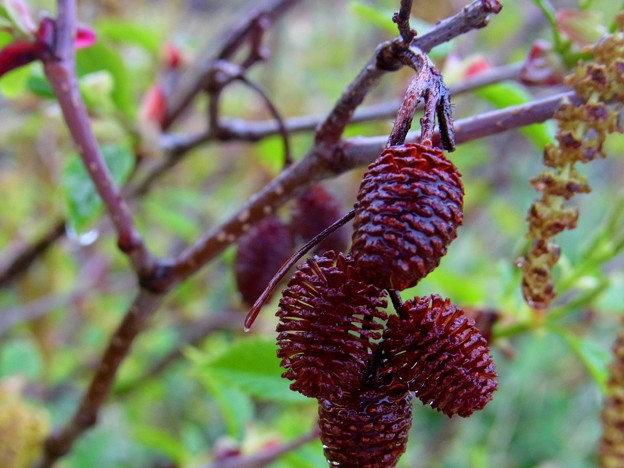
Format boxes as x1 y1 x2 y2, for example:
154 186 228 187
349 2 396 34
197 369 254 438
76 43 135 117
0 29 14 47
0 339 43 379
96 19 163 56
552 328 611 393
62 143 134 233
26 67 54 98
0 61 32 97
133 424 189 465
199 337 307 404
476 82 553 148
144 195 201 240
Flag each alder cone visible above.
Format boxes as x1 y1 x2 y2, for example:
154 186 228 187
234 215 295 306
351 143 464 290
291 183 349 254
381 295 497 417
318 389 413 468
276 251 387 401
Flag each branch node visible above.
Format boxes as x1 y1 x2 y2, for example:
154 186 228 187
138 259 176 294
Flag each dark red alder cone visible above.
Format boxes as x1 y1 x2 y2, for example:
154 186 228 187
318 388 413 468
234 215 295 306
351 143 464 290
276 251 387 401
380 295 497 417
291 183 349 254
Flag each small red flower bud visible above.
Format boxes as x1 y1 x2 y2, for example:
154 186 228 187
75 24 97 50
139 84 167 128
162 43 183 69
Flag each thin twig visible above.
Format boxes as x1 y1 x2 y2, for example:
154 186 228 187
339 90 578 170
169 0 504 282
393 0 415 43
236 76 293 167
38 289 164 467
162 0 302 129
0 219 65 288
204 426 320 468
42 1 151 273
159 62 522 157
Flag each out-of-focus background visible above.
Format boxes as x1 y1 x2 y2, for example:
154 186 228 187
0 0 623 466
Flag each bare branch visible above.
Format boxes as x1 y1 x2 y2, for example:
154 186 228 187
162 0 302 129
312 0 503 146
0 219 65 288
393 0 415 43
43 1 151 273
205 427 320 468
160 62 523 156
340 90 579 170
411 0 503 52
37 289 164 467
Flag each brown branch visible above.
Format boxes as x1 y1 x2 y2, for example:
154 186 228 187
42 1 151 273
0 219 65 288
205 426 320 468
411 0 503 52
452 90 579 144
314 0 502 146
37 289 164 467
393 0 415 43
168 0 504 280
162 0 302 129
339 90 579 170
159 61 523 157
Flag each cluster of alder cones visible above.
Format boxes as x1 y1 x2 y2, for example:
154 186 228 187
238 141 498 466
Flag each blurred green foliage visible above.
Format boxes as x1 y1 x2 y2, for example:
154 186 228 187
0 0 623 467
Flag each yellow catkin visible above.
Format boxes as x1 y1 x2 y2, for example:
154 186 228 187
519 19 624 309
0 378 49 468
599 326 624 467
